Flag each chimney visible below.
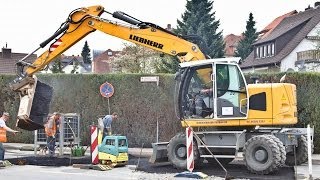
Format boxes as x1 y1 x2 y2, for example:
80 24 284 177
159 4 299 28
166 24 172 31
2 43 12 59
305 5 311 10
315 2 320 7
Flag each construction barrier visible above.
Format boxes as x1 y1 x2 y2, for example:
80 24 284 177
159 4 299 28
186 126 194 172
91 125 99 164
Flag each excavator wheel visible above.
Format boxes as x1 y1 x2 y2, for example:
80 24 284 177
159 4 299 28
266 135 286 167
243 135 281 174
167 133 200 169
285 135 313 166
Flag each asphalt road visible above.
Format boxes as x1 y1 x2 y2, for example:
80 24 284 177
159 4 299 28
132 157 295 180
3 155 295 180
3 143 320 179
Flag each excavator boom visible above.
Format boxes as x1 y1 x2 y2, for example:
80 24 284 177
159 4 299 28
19 5 205 77
11 5 207 130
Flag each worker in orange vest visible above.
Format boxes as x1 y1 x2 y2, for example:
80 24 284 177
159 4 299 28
44 112 61 157
0 112 19 163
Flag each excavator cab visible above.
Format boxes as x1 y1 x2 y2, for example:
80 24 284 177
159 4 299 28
151 58 249 164
177 58 249 120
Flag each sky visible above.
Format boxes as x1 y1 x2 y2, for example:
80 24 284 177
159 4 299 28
0 0 318 56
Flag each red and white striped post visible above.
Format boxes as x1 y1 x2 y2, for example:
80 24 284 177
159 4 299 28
186 126 194 172
90 125 99 164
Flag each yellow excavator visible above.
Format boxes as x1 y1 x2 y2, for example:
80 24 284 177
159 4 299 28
10 5 312 175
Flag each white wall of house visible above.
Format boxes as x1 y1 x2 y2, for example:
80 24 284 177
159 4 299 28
41 69 52 74
242 68 255 73
63 65 90 74
242 66 271 73
41 65 91 74
281 22 320 72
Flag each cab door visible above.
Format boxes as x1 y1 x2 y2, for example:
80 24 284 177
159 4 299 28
181 64 214 119
214 63 248 119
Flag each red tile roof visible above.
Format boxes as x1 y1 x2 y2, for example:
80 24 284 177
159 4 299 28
259 10 297 39
224 34 242 57
0 48 36 74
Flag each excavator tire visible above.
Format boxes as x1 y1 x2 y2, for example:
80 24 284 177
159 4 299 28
266 135 286 167
167 133 200 169
285 135 312 166
243 135 281 174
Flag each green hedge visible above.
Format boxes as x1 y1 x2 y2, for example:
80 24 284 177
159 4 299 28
1 74 180 147
0 73 320 152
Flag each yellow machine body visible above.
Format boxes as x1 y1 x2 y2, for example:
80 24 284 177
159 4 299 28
181 83 297 127
97 132 128 167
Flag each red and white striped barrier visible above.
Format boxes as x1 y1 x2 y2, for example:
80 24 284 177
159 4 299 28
186 127 194 172
91 125 99 164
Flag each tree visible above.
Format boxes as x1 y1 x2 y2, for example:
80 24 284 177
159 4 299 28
71 60 79 74
176 0 225 58
235 12 258 60
81 41 92 64
154 55 180 73
50 55 64 73
113 43 160 73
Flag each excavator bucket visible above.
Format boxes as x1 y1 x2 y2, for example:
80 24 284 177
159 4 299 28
14 76 53 131
149 142 169 163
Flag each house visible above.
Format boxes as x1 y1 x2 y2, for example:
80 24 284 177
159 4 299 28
43 55 91 74
92 49 122 73
224 34 242 57
0 47 36 74
241 2 320 72
223 10 295 58
60 55 91 74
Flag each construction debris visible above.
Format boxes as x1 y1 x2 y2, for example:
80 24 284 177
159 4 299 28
73 164 112 171
0 160 14 167
174 171 208 179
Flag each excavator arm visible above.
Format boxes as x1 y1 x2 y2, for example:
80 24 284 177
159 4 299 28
11 5 207 131
17 5 206 78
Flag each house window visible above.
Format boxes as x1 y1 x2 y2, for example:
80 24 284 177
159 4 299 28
271 43 275 56
255 43 275 59
267 44 271 57
256 48 260 58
